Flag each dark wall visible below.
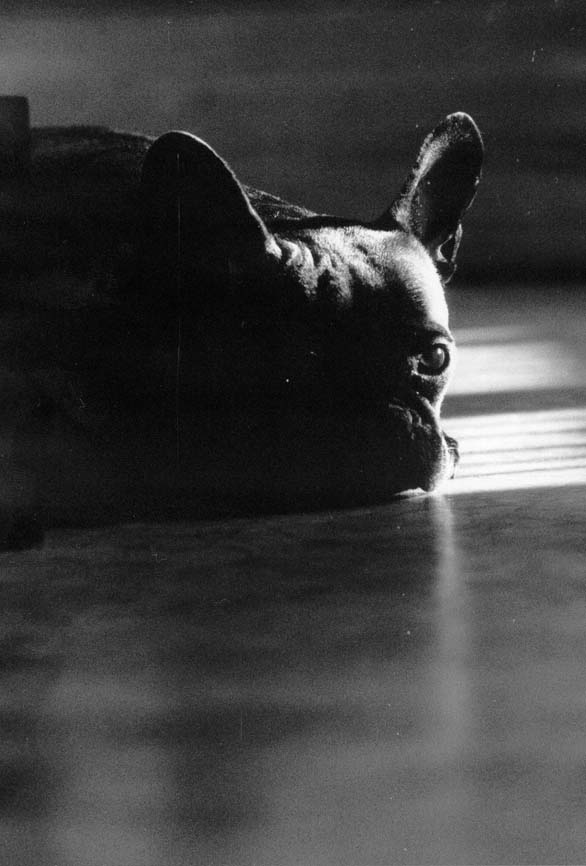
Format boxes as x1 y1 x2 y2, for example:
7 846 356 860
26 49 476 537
1 0 584 282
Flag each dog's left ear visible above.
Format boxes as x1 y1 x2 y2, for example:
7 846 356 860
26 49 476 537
375 112 483 281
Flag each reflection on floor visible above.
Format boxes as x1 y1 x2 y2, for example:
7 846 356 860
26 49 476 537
1 286 585 866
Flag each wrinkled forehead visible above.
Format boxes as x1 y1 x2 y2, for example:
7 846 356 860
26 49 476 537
278 224 450 329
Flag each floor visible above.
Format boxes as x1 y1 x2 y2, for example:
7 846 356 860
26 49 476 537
1 285 585 866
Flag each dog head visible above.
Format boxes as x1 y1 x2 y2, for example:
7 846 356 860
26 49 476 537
139 113 483 502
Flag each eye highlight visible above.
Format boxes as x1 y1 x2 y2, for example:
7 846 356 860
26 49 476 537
417 343 450 376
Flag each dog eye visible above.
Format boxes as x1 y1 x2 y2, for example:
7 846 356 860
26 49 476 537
417 343 450 375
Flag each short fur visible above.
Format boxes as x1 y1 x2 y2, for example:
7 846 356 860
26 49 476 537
0 113 483 547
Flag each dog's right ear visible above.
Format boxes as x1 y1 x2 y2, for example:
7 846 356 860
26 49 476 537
141 131 281 267
375 113 483 281
0 96 30 177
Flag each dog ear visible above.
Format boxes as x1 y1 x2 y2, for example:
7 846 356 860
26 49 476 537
141 131 281 266
375 113 483 281
0 96 30 177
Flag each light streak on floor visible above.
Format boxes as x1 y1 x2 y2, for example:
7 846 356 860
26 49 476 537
445 332 586 493
450 339 582 395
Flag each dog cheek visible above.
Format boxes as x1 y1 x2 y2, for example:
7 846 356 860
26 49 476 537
385 400 455 492
414 432 458 491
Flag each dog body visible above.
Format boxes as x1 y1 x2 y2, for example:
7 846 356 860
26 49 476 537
0 113 482 544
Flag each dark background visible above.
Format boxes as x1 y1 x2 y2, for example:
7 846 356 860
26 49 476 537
1 0 584 283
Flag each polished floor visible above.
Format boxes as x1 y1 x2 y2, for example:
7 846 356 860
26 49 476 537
1 286 585 866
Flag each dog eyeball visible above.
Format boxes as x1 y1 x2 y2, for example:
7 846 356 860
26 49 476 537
417 343 450 375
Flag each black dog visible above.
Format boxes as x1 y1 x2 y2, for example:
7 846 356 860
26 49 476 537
0 108 482 546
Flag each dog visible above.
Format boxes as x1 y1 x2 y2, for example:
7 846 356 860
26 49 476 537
0 107 482 547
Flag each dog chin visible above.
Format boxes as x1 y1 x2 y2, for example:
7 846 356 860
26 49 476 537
165 400 457 510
